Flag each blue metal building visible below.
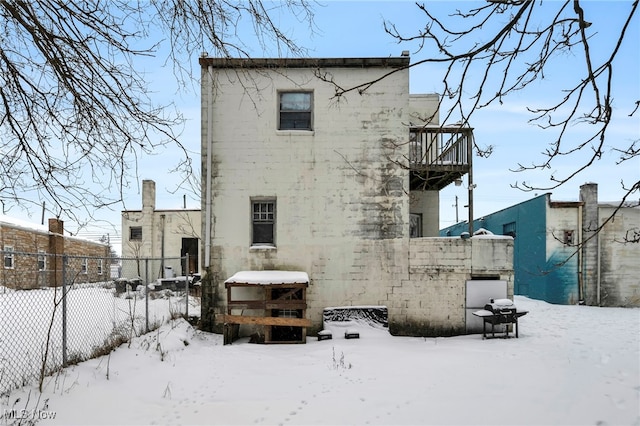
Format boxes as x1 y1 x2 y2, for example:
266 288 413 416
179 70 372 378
442 183 639 307
440 193 581 304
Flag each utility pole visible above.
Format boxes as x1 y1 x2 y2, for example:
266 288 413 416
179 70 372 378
453 196 459 223
467 130 474 236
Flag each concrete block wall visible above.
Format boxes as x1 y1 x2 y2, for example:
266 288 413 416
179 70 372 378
121 179 201 274
392 237 514 336
198 58 516 337
580 183 599 305
201 60 412 333
598 205 640 306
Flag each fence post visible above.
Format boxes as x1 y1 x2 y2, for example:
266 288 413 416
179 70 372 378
145 258 149 334
185 254 189 319
62 254 68 366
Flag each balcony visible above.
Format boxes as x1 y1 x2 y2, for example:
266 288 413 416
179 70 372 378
409 125 473 191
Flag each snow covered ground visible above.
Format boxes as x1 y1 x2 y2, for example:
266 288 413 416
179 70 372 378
0 284 198 395
1 296 638 426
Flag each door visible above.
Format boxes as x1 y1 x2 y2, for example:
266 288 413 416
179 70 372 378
465 280 507 334
180 238 198 275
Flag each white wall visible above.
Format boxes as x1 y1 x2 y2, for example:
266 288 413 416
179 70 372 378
404 237 514 335
203 62 411 328
410 190 440 237
409 94 439 125
122 180 201 275
200 59 515 335
599 205 640 306
547 204 581 260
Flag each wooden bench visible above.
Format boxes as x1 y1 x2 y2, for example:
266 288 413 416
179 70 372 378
216 314 311 327
216 314 312 345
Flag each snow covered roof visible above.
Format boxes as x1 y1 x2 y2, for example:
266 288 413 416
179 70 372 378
0 214 47 233
224 270 309 285
0 214 107 246
469 228 513 240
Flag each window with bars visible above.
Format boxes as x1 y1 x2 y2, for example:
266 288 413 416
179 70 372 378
97 259 103 275
279 92 312 130
252 200 276 245
81 258 88 274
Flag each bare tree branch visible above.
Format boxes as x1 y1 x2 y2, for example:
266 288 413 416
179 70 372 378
0 0 315 224
316 0 638 225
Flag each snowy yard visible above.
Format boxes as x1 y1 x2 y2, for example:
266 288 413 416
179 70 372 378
1 296 638 426
0 283 199 395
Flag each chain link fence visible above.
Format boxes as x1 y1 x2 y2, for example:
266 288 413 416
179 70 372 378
0 251 201 395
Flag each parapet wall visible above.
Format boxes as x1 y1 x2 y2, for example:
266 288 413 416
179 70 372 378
388 236 514 336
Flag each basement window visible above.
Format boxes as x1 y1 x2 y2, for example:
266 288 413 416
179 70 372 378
279 92 312 130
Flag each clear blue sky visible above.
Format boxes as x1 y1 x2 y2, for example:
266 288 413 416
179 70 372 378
76 0 638 248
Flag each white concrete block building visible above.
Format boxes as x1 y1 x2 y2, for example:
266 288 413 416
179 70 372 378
199 56 514 339
121 180 201 278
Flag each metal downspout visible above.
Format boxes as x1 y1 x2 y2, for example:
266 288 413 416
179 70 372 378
204 65 213 268
578 204 584 302
467 132 474 236
597 219 601 306
160 214 165 277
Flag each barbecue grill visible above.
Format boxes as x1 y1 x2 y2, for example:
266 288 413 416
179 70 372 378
472 298 528 339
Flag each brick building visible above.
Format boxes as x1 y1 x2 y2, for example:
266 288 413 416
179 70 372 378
1 216 110 289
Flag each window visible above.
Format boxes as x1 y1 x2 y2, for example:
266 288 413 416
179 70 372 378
129 226 142 241
38 251 47 271
4 246 14 269
279 92 312 130
564 230 574 245
409 213 422 238
81 258 88 274
97 259 103 275
503 222 516 239
252 200 276 245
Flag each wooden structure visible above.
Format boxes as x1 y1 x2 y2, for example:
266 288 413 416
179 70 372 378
216 271 311 345
409 125 473 191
